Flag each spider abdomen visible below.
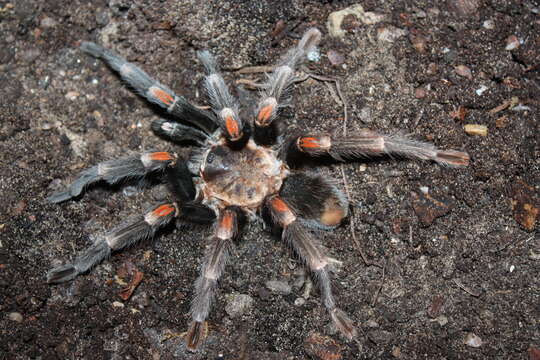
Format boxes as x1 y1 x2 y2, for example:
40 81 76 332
200 139 288 209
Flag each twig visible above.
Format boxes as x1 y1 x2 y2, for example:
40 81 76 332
453 278 481 297
371 260 387 306
236 65 275 74
235 78 266 89
491 235 532 253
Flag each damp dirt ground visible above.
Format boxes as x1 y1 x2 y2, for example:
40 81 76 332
0 1 538 359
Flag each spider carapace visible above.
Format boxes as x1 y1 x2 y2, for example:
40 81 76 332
200 139 287 210
46 27 469 351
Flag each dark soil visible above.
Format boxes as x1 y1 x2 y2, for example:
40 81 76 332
1 1 538 359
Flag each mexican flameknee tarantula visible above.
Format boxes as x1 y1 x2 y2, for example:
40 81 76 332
47 28 469 350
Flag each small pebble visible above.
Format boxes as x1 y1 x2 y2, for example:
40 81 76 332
367 330 393 344
464 332 483 347
265 280 292 295
257 287 272 301
455 65 472 80
21 48 40 62
123 186 139 197
8 312 23 323
475 85 488 95
307 49 321 62
112 301 124 308
435 315 448 326
294 297 306 306
327 50 344 66
65 91 80 100
40 17 57 28
448 0 480 17
410 35 427 53
414 87 427 99
377 26 407 43
482 19 495 29
426 62 438 75
365 319 379 328
225 293 253 318
95 10 110 26
504 35 520 51
358 106 372 123
464 124 488 136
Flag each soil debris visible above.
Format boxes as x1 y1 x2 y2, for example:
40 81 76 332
304 332 343 360
411 191 454 227
509 180 539 231
464 124 488 136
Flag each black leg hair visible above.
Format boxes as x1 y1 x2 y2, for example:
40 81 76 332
47 203 177 283
185 207 239 351
253 120 279 146
165 161 196 203
80 42 218 134
178 203 216 225
279 172 348 229
266 195 356 340
293 130 470 167
48 151 177 203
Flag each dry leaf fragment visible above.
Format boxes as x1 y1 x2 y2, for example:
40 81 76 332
450 106 467 121
119 270 144 301
304 332 343 360
495 115 509 128
510 180 539 231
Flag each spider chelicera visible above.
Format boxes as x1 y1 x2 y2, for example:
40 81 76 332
47 27 469 351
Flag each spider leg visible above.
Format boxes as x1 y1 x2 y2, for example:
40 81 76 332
197 51 243 142
253 28 321 143
178 203 217 225
164 160 196 203
280 172 348 229
47 203 177 283
185 207 239 351
80 42 217 134
151 119 209 145
48 151 177 203
266 196 356 340
292 130 470 166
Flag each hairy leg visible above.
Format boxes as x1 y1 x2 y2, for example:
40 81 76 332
185 207 239 351
47 203 177 283
253 28 321 144
197 51 243 142
254 28 321 127
81 42 217 133
48 151 177 203
266 195 356 340
291 130 470 166
151 119 209 145
279 172 348 229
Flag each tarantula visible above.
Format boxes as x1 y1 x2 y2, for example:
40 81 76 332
47 27 469 351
